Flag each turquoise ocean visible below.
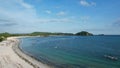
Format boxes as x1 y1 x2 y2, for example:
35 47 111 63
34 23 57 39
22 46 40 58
19 36 120 68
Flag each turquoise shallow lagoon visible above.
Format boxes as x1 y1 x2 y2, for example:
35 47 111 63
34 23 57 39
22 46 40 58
19 36 120 68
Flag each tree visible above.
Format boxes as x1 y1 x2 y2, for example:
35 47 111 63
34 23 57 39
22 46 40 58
0 36 5 42
0 32 11 38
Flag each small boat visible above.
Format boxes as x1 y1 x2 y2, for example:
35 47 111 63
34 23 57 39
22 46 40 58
104 55 118 61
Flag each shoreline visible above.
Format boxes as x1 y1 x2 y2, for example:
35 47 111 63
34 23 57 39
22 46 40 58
0 36 51 68
12 37 52 68
0 37 33 68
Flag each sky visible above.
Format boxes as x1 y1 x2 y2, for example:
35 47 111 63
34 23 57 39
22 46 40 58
0 0 120 34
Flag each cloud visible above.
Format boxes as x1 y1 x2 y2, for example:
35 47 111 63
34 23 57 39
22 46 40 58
0 0 33 9
0 18 18 26
19 0 33 9
36 18 72 23
45 10 52 14
0 18 11 22
0 0 75 33
80 16 90 23
13 0 33 9
0 0 37 21
80 0 96 7
113 18 120 26
57 11 66 16
0 0 38 30
0 0 69 24
0 23 17 26
80 16 90 20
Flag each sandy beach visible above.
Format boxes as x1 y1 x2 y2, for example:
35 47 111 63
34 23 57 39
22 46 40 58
0 37 51 68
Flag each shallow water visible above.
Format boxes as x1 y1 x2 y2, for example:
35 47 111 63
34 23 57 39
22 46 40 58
19 36 120 68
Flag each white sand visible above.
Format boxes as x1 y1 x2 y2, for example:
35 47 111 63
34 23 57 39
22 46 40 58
0 37 51 68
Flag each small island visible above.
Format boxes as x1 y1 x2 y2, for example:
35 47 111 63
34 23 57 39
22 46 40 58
75 31 93 36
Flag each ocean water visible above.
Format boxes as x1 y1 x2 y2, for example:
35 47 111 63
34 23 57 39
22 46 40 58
19 36 120 68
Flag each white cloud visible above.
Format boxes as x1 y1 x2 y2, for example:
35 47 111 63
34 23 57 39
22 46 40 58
45 10 52 14
80 0 96 7
0 0 75 33
19 0 33 9
57 11 66 16
0 0 33 9
34 18 72 23
0 0 69 23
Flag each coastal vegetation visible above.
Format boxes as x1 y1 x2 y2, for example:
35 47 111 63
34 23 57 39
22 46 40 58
0 31 93 42
0 32 11 42
0 36 5 42
30 32 74 36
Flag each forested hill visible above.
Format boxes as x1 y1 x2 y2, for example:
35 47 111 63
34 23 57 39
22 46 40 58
0 31 93 42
